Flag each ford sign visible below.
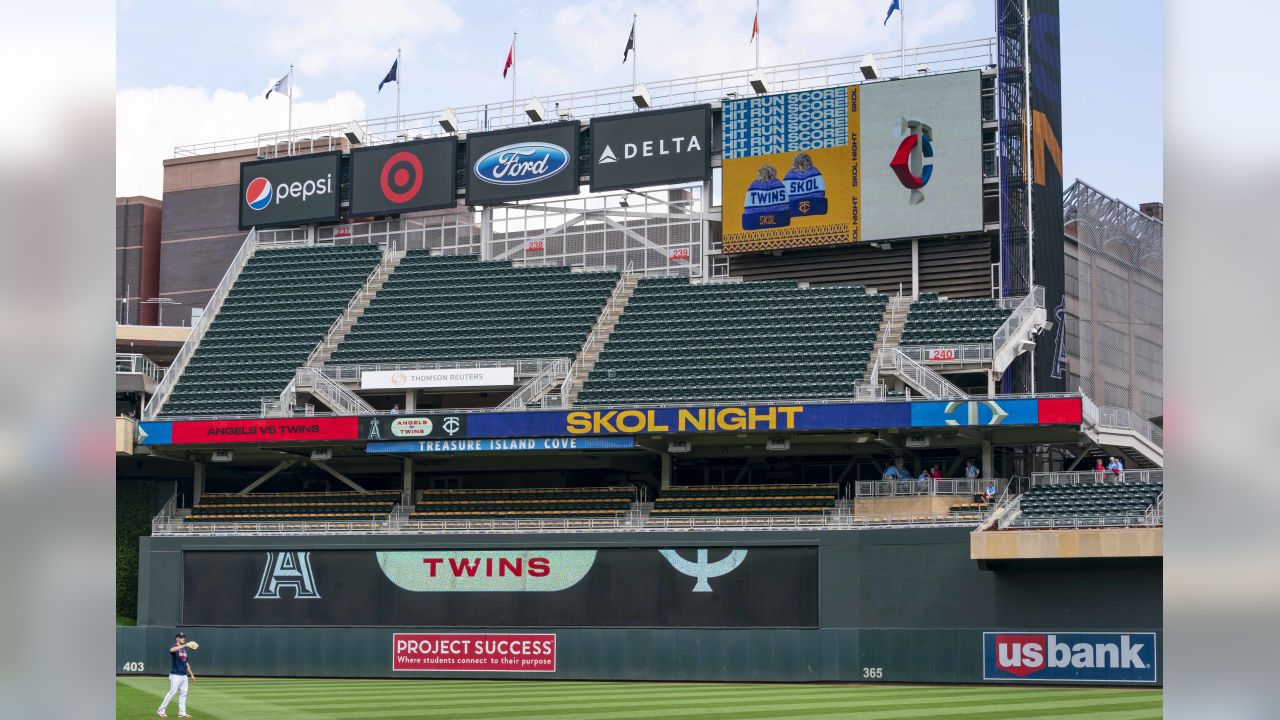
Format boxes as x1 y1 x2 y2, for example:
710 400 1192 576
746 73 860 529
473 142 571 186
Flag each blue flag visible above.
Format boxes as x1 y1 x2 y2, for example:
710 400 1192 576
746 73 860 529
884 0 900 25
378 58 398 93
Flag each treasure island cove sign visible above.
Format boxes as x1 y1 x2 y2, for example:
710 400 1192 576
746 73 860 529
137 398 1082 446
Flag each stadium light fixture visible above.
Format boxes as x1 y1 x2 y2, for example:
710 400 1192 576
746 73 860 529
766 437 791 452
749 68 769 94
668 440 692 454
632 82 652 109
525 97 547 122
859 53 879 80
211 450 233 463
438 108 460 134
343 121 365 145
310 449 333 461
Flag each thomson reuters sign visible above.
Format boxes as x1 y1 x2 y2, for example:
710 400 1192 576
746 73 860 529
360 367 515 390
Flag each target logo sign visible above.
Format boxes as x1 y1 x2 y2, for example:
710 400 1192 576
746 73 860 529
380 151 424 204
349 138 459 217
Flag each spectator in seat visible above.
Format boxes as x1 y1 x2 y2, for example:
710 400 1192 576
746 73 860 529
917 469 931 494
883 464 899 481
930 464 942 480
983 481 998 502
964 461 980 479
1106 456 1123 480
1094 458 1106 480
390 403 400 415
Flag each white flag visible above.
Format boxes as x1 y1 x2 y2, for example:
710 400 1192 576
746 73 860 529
265 74 290 99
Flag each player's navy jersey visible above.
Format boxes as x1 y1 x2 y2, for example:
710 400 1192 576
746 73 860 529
170 647 188 675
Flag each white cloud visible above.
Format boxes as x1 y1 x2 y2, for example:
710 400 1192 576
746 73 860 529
116 85 366 198
222 0 464 75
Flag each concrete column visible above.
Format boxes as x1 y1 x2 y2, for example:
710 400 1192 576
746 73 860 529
987 370 996 398
660 452 672 490
404 390 416 412
911 238 920 299
402 458 414 505
193 462 205 506
982 439 994 487
480 207 494 260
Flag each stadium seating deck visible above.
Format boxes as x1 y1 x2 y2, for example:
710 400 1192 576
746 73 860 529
577 277 885 404
1017 483 1161 518
186 490 400 522
899 292 1014 345
329 253 619 364
649 483 839 517
410 486 636 520
161 245 383 416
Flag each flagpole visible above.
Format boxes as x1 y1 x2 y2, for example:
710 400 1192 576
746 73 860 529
900 3 906 78
506 32 512 125
755 0 760 69
395 48 402 137
633 13 638 87
288 64 294 155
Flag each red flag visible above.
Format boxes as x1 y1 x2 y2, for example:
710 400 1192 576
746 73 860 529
503 41 514 78
750 10 759 43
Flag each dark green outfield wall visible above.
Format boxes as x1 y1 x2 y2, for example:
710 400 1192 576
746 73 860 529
118 528 1161 684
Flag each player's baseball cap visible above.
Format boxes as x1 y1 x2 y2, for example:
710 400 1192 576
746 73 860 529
175 632 186 638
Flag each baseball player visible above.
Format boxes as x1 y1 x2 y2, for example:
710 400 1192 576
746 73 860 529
157 631 196 718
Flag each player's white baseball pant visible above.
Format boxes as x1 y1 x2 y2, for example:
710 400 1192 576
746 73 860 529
159 673 188 715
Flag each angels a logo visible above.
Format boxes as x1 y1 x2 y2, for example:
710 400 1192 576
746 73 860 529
255 551 321 599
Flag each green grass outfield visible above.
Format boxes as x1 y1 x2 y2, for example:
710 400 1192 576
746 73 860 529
118 676 1162 719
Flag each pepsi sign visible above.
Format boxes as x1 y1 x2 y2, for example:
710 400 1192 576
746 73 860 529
983 632 1158 683
349 137 458 217
465 121 580 204
238 151 342 230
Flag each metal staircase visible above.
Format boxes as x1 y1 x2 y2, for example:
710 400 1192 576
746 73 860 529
562 273 641 404
992 286 1048 375
878 347 970 400
865 294 911 377
497 358 572 409
143 228 259 420
293 367 375 416
305 248 406 368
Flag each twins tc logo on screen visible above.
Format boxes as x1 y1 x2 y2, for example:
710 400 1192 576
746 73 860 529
889 117 934 205
741 152 827 230
984 632 1158 683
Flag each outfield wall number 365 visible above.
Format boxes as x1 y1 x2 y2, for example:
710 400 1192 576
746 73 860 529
861 667 883 679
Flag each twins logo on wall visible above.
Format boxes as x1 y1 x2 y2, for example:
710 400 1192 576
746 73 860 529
889 117 934 204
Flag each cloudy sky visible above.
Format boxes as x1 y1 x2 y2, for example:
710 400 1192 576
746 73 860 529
116 0 1161 206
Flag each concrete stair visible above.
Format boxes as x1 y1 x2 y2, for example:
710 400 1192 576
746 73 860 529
306 249 406 367
865 295 912 378
563 274 641 404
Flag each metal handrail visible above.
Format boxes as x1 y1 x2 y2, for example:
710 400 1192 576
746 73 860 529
991 285 1045 357
174 39 998 158
295 367 375 416
1097 406 1164 448
564 273 638 402
151 511 983 536
497 358 572 410
116 353 163 384
143 228 258 420
322 357 566 383
878 347 969 400
896 344 992 364
1006 514 1164 529
854 477 1004 498
305 247 403 368
1030 469 1164 486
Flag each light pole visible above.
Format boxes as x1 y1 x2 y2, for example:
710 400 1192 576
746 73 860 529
141 297 180 326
